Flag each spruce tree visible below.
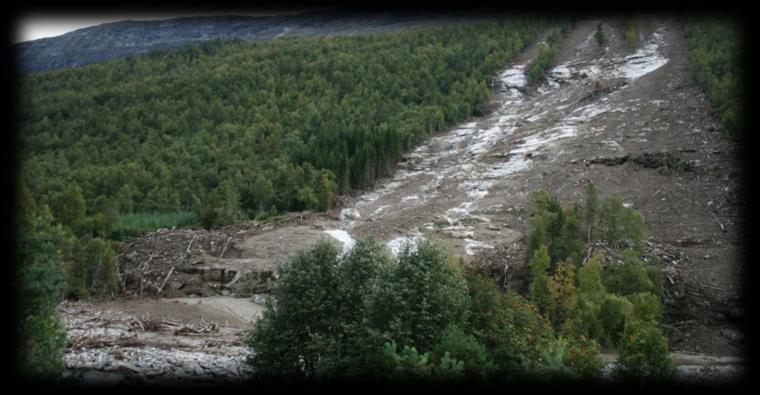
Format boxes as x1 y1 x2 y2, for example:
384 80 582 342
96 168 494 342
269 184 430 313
585 182 598 244
529 246 554 318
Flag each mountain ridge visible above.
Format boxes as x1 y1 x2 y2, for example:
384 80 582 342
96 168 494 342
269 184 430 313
14 10 500 74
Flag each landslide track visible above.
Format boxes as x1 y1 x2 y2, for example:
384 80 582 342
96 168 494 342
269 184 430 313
61 17 745 383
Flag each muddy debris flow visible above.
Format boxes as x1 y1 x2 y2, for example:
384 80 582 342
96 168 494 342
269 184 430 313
63 18 744 383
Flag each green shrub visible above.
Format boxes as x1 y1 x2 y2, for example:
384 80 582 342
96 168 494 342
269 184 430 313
379 341 435 380
548 260 578 330
117 211 197 235
326 238 392 376
627 292 663 324
200 179 243 229
599 294 634 347
18 309 67 377
248 238 473 379
573 254 607 342
645 262 664 298
532 338 575 380
365 239 471 353
525 191 584 269
64 237 119 299
247 241 343 377
615 319 674 380
465 270 531 376
562 334 602 379
599 196 645 250
246 226 669 380
379 341 467 381
432 324 494 378
577 254 606 303
519 187 673 381
17 203 69 377
528 245 554 318
573 300 606 344
603 250 656 297
495 291 557 376
527 44 558 86
76 211 119 238
49 183 86 231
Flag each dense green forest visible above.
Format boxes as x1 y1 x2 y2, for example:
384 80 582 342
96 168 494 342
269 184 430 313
246 186 673 381
682 18 743 141
17 19 548 235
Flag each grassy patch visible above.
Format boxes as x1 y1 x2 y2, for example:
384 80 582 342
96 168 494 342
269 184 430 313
115 211 198 239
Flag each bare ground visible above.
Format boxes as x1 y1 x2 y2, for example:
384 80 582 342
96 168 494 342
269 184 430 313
59 297 265 383
61 17 745 382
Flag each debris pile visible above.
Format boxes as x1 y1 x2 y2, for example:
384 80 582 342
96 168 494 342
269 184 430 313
60 301 254 383
118 227 277 298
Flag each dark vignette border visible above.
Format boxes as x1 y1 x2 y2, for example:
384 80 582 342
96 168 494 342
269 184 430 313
2 0 754 392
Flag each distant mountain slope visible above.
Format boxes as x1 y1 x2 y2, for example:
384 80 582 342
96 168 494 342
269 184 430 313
14 10 492 74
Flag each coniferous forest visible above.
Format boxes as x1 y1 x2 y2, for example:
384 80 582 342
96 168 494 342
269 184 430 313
17 20 547 235
682 17 743 141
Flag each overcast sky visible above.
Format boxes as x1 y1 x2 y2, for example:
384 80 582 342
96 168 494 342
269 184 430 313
16 16 163 42
14 10 323 43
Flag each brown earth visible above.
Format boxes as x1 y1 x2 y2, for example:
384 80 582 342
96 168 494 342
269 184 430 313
62 16 745 382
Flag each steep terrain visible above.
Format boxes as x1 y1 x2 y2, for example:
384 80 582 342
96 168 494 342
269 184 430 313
62 17 745 382
15 10 499 74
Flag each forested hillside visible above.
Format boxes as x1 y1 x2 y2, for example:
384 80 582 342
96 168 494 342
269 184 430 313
682 17 743 140
14 11 500 74
17 19 547 235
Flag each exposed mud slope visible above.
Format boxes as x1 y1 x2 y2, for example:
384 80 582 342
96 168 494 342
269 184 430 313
65 17 744 381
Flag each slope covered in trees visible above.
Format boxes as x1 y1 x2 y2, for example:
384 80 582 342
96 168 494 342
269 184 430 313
17 19 548 236
682 18 743 140
523 185 673 380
